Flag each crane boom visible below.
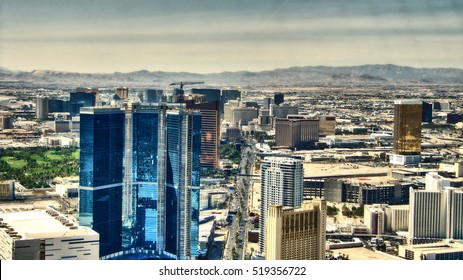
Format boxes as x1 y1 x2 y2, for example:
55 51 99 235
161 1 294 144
169 81 204 89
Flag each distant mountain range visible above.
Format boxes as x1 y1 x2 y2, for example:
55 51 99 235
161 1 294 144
0 64 462 87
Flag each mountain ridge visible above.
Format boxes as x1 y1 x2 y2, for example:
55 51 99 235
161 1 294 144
0 64 462 87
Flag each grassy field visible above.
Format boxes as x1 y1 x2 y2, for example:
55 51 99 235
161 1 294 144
30 154 48 165
45 150 65 161
0 147 80 189
1 156 28 169
71 150 79 160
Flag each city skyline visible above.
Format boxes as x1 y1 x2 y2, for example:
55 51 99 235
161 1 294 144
1 0 462 73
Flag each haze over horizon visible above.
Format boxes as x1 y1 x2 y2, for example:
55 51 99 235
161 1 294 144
1 0 462 73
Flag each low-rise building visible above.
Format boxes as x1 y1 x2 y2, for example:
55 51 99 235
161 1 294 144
363 204 410 233
54 177 79 198
399 240 463 260
0 112 14 130
54 120 70 133
0 181 15 201
0 208 99 260
223 126 241 142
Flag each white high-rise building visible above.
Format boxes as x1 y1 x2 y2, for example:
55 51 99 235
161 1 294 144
409 189 446 239
364 204 386 235
259 156 303 254
425 172 451 191
447 188 463 240
363 204 409 233
385 205 409 232
409 188 463 241
270 103 298 119
230 107 258 126
223 100 240 122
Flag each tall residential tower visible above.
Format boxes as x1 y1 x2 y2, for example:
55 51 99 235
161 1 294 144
259 156 303 254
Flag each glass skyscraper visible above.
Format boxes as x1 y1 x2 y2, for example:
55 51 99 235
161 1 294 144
122 103 164 256
79 107 125 257
164 107 201 259
393 100 422 155
390 100 422 165
80 103 200 260
185 100 220 169
70 89 98 117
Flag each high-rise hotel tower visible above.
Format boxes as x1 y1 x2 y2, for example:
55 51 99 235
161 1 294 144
79 106 125 257
259 156 303 254
390 100 422 165
265 199 326 260
79 103 201 259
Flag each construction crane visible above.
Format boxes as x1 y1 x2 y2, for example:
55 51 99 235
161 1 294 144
169 81 204 89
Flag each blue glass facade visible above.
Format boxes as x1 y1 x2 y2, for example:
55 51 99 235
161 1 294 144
422 101 432 123
79 108 125 257
48 99 70 113
190 113 201 257
70 92 96 117
164 110 201 259
165 112 183 257
123 107 161 252
79 103 200 260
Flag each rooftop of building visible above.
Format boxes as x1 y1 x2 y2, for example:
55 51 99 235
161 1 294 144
331 247 402 260
0 208 97 240
263 156 302 164
80 106 123 114
400 240 463 253
394 100 423 105
53 176 79 184
199 209 228 221
272 199 324 213
199 220 215 242
303 162 390 178
385 204 410 210
347 176 397 186
0 111 14 116
412 187 462 193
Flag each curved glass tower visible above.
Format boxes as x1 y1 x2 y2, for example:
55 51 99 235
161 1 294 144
80 103 201 260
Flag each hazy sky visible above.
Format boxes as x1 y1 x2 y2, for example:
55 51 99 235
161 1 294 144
0 0 462 73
